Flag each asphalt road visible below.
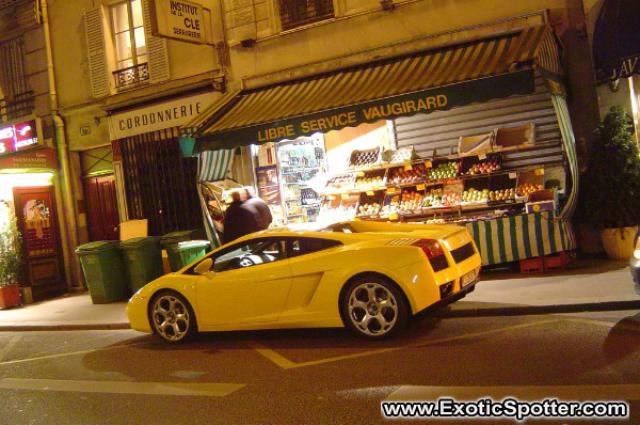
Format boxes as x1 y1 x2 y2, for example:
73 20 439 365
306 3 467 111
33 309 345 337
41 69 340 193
1 309 639 425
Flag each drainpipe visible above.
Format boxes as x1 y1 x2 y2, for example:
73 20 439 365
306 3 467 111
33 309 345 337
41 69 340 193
40 0 82 289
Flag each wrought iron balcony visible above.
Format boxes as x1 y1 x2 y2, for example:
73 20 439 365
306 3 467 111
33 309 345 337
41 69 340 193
113 63 149 90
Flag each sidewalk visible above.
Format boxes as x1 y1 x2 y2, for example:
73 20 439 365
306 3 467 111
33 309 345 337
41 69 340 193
438 258 640 317
0 259 638 331
0 293 128 331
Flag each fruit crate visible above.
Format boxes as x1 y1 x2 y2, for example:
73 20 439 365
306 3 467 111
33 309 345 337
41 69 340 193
354 168 387 191
519 257 544 273
543 251 572 271
387 163 428 186
460 153 502 176
349 147 381 169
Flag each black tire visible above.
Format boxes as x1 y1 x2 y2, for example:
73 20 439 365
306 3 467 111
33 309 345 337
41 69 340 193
339 275 409 339
149 290 198 343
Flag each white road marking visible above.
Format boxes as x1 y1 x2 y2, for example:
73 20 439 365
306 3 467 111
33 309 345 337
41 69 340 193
246 340 298 369
0 378 245 397
0 335 21 362
387 384 640 401
0 341 154 367
249 320 558 370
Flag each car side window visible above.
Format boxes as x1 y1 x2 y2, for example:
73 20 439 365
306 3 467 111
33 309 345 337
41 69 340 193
213 238 287 272
289 237 342 258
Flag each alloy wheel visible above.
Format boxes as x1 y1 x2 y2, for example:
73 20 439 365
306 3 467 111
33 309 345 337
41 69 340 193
152 294 191 342
347 282 398 336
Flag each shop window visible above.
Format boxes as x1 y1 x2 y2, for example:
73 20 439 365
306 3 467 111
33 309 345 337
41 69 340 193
277 0 335 31
109 0 149 89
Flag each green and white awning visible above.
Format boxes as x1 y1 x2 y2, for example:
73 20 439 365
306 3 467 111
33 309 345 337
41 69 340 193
466 211 576 266
197 149 234 182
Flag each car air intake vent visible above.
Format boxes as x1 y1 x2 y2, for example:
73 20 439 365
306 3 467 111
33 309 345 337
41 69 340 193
451 242 475 263
386 238 419 246
439 281 454 299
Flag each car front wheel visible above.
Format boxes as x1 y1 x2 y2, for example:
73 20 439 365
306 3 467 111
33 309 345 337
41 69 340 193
149 291 197 343
340 276 408 339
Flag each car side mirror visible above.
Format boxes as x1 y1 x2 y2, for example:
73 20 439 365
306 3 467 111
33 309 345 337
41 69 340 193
194 258 213 275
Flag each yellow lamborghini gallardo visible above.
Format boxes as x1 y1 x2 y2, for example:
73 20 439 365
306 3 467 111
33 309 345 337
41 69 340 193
127 221 481 343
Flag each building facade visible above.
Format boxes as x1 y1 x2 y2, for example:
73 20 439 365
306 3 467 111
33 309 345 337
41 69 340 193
180 0 605 264
0 0 79 301
1 0 627 300
47 0 227 248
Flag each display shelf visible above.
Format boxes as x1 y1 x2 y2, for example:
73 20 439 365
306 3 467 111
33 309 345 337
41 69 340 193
321 146 564 225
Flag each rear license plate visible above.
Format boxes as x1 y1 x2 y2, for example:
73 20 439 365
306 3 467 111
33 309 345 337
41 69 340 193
461 269 479 286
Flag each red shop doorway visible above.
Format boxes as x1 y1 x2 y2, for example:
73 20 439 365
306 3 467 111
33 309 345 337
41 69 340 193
83 174 119 241
13 186 65 301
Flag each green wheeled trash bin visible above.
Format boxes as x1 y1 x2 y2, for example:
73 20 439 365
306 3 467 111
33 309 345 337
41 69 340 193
76 241 128 304
164 240 210 272
160 230 196 248
119 236 164 293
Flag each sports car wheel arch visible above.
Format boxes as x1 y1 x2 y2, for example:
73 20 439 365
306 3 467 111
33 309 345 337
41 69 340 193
148 290 198 343
339 274 409 339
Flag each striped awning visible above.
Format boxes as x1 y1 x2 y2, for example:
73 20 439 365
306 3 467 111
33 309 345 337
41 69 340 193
465 211 576 266
188 25 561 150
197 149 234 182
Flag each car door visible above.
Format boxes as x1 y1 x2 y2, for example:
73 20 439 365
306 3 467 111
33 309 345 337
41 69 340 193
195 238 293 327
280 237 343 318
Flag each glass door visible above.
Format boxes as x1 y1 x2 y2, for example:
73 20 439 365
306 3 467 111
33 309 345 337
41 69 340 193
276 135 326 224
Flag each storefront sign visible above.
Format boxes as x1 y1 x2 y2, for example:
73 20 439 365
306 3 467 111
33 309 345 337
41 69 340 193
0 148 57 170
0 119 41 157
151 0 208 44
602 55 640 81
109 92 218 140
199 69 536 150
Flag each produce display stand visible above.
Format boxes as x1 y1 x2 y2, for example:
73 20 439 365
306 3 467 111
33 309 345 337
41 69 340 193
318 124 575 266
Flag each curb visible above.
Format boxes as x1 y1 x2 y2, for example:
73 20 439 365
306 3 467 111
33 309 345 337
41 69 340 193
0 323 131 332
434 300 640 318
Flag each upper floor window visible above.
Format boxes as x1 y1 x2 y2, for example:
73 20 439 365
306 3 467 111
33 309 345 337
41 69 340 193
277 0 334 31
110 0 147 70
0 37 33 121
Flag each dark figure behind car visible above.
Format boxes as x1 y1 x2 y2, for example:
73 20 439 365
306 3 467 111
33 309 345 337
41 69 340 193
244 186 273 231
222 191 259 244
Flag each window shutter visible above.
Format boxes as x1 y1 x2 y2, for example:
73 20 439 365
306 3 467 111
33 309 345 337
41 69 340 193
142 0 170 83
83 8 110 98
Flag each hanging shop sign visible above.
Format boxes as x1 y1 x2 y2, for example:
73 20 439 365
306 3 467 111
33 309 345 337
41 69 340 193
108 92 218 140
0 118 42 157
151 0 211 44
199 69 536 150
592 0 640 82
602 55 640 81
0 147 57 170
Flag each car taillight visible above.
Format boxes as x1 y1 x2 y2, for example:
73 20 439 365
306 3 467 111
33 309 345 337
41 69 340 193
413 239 445 259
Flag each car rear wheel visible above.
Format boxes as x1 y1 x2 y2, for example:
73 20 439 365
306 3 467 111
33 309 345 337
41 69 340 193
150 291 197 343
340 276 408 339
